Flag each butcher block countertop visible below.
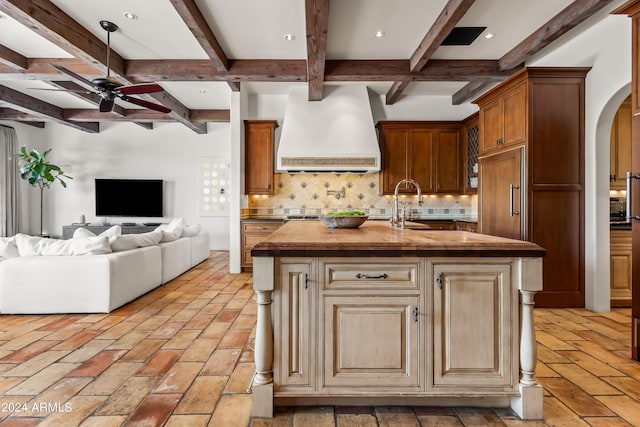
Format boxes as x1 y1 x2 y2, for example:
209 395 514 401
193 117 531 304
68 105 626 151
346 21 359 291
251 220 545 258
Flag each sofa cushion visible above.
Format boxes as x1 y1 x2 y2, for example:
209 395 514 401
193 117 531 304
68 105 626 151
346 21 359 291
15 234 112 256
182 224 201 237
156 217 185 242
73 225 122 243
110 231 162 252
0 236 19 258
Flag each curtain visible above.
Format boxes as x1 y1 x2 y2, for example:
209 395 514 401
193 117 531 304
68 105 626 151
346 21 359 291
0 126 19 237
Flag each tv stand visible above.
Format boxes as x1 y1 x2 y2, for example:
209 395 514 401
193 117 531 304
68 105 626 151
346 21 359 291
62 224 159 239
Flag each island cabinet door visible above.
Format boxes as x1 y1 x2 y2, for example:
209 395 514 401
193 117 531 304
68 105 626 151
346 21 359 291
431 263 515 390
321 295 420 389
274 259 315 391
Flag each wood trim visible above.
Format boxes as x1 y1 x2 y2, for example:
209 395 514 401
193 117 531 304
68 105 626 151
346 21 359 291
0 44 27 70
452 81 494 105
385 80 410 105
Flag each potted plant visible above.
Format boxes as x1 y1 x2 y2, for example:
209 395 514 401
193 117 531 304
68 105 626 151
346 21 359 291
13 146 72 236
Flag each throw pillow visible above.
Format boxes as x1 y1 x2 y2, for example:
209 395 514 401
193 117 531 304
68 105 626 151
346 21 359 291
73 225 122 243
0 236 19 258
155 218 185 242
15 234 112 256
110 230 162 252
181 224 201 237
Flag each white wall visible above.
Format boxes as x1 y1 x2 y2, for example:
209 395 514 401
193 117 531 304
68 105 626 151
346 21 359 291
527 2 631 311
6 120 231 250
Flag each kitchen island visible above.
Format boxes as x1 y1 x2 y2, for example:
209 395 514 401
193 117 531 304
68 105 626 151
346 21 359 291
250 220 546 420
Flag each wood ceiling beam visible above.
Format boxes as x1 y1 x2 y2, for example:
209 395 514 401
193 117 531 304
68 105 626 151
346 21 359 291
0 44 28 70
386 0 475 105
410 0 476 72
62 109 230 122
450 0 612 105
451 81 494 105
169 0 239 92
324 59 519 81
0 84 98 133
0 108 46 127
0 0 206 134
305 0 330 100
499 0 614 71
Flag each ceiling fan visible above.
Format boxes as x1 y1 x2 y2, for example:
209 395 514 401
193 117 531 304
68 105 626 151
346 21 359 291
51 20 171 114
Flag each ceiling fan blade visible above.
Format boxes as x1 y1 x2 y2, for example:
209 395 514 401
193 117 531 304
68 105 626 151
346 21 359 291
51 64 101 91
119 95 171 113
27 87 92 93
119 83 164 95
99 98 115 112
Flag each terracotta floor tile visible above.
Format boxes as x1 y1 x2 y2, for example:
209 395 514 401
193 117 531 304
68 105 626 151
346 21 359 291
0 418 43 426
179 338 219 362
232 314 257 330
136 349 182 376
0 340 60 363
595 395 640 426
77 415 127 427
374 407 419 427
219 329 252 349
119 339 164 362
162 330 201 350
68 349 127 377
78 362 142 396
149 322 184 339
59 340 115 364
153 361 203 394
224 362 254 393
126 393 181 426
169 308 200 323
165 414 211 427
415 414 463 426
294 406 336 427
0 331 53 352
96 376 158 416
52 331 102 351
5 362 79 396
540 377 616 417
174 375 226 414
30 377 92 410
602 376 640 400
95 322 137 341
582 417 635 427
135 315 171 331
183 315 216 330
201 348 241 376
455 407 504 427
547 363 622 395
4 351 70 377
201 321 231 339
207 394 252 427
38 395 107 427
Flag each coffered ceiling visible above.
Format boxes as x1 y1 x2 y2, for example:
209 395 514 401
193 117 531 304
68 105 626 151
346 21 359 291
0 0 618 133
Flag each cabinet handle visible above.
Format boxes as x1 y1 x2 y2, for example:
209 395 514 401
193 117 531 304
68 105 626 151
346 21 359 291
496 137 503 145
355 273 388 280
436 273 442 289
626 172 640 222
304 273 309 289
509 184 520 216
610 174 616 182
412 307 419 323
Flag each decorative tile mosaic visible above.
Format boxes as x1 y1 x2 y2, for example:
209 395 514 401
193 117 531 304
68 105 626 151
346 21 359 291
245 173 477 219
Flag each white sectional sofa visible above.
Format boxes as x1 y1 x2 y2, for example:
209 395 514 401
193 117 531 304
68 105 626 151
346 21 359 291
0 221 210 314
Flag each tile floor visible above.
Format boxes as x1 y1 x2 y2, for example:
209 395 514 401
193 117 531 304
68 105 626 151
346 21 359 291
0 251 638 426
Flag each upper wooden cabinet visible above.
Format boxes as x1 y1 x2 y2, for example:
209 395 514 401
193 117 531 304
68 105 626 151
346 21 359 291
377 121 462 195
462 113 479 194
474 67 589 308
610 96 632 190
244 120 278 195
478 82 526 155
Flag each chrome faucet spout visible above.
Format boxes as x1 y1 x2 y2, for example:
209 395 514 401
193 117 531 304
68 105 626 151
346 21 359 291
391 178 423 228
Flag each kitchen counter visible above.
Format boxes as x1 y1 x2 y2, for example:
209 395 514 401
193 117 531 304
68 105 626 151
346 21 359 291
250 220 545 421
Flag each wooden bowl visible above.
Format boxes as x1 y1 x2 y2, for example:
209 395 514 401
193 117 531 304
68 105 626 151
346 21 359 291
319 215 368 228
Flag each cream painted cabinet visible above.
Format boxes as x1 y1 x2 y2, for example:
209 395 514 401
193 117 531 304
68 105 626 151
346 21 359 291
274 259 315 391
319 259 422 391
432 262 515 390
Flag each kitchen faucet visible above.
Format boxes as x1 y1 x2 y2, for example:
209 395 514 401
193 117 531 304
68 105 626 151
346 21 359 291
391 178 423 228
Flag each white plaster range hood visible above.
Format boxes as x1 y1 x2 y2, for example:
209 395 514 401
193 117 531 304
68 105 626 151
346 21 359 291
276 85 381 173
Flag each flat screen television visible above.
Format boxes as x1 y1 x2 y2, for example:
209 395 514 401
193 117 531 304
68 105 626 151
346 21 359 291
95 179 163 217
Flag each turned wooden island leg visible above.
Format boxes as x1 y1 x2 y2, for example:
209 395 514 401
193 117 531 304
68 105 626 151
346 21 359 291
512 259 544 420
251 257 275 418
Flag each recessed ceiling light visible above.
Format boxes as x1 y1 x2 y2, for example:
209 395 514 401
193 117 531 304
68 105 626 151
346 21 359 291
484 32 494 39
199 89 206 94
284 34 295 41
375 31 386 38
124 12 138 20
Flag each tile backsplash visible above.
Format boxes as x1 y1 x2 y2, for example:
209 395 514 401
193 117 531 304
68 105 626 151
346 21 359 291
245 173 477 219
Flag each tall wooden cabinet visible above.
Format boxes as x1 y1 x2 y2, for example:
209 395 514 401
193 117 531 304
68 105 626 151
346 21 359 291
377 121 462 195
610 95 632 190
474 67 589 308
244 120 278 195
610 230 633 307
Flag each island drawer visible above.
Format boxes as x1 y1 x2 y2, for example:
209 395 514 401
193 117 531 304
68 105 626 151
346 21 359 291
321 260 420 290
